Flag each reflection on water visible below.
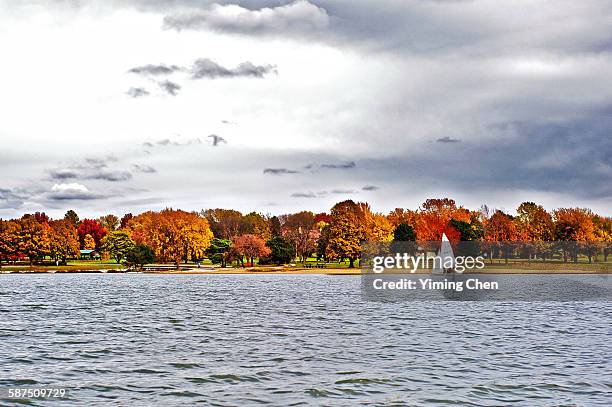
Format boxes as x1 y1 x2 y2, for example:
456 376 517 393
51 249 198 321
0 274 610 406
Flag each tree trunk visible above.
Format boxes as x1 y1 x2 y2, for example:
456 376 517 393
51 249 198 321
349 258 355 268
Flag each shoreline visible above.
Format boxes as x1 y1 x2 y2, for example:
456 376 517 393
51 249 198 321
1 267 609 275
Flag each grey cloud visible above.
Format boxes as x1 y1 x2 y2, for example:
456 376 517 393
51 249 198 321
436 136 461 143
48 169 79 180
128 64 181 76
132 164 157 173
48 157 133 183
321 161 356 169
290 191 317 198
263 168 299 175
163 1 330 36
191 58 276 79
0 188 26 209
362 117 612 201
158 80 181 96
87 171 132 182
362 185 379 191
331 189 355 194
126 87 150 98
143 141 154 148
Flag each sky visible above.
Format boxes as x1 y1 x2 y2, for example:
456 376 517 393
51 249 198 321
0 0 611 219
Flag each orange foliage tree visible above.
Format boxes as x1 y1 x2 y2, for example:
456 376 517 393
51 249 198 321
130 209 213 267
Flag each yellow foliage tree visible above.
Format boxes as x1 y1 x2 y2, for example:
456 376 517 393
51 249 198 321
326 200 366 268
49 219 80 264
83 234 96 250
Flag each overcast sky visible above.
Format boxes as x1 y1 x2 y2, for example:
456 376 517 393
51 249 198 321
0 0 610 219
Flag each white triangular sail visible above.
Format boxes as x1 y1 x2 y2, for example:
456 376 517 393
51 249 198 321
432 233 455 274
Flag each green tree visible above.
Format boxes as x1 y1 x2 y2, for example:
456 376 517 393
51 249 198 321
206 238 232 267
393 223 416 241
270 216 282 237
64 210 80 228
265 236 296 264
102 230 136 263
125 244 155 270
316 225 330 261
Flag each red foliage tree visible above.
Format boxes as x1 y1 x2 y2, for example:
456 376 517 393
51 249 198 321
314 213 331 224
120 213 134 229
77 219 107 250
231 234 271 266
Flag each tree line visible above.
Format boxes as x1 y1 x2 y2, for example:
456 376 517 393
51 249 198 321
0 199 610 268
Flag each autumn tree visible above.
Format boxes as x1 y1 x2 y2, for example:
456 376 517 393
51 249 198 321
283 211 318 262
130 209 213 267
49 219 80 265
516 202 554 260
98 214 120 231
120 213 134 229
484 210 519 263
0 220 21 266
387 208 418 228
33 212 50 224
592 215 611 262
232 234 271 266
78 219 107 250
102 230 136 263
83 234 96 250
326 200 366 268
19 215 51 265
201 208 244 239
364 211 394 242
553 208 596 262
242 212 271 240
414 198 468 243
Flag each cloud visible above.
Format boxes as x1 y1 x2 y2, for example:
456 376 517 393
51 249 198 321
436 136 461 143
47 183 104 201
362 185 379 191
158 80 181 96
331 189 356 194
0 188 26 209
48 157 133 182
290 191 317 198
128 64 181 76
147 137 202 147
263 168 299 175
321 161 356 169
132 164 157 173
126 87 150 98
191 58 276 79
163 1 330 37
87 171 132 182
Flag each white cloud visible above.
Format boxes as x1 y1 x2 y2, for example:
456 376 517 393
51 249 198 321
51 183 89 193
163 1 330 35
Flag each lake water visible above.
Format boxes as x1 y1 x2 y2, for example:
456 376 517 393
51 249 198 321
1 274 610 406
